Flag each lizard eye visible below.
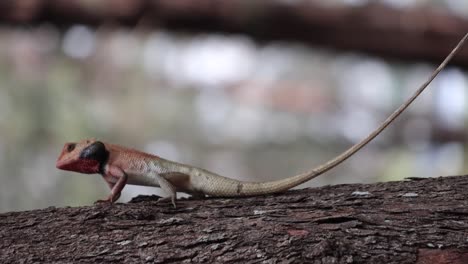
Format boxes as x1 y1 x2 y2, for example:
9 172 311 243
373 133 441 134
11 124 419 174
67 143 76 152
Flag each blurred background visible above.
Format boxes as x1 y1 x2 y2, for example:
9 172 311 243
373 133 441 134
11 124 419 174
1 0 468 212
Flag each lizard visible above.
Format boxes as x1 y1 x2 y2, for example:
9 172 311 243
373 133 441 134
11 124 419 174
56 34 468 208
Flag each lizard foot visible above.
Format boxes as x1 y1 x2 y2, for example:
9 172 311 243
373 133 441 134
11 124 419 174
156 196 177 208
94 193 119 204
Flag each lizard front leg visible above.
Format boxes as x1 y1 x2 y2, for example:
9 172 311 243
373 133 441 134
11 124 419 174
96 165 128 203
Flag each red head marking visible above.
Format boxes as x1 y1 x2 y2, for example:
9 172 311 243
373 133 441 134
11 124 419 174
56 139 107 174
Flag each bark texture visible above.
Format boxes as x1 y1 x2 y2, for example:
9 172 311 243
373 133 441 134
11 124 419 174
2 175 468 263
1 1 468 66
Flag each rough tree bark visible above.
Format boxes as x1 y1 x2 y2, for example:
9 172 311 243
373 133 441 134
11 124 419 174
1 1 468 66
1 175 468 263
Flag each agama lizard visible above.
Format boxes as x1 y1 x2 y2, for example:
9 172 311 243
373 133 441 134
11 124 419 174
56 34 468 207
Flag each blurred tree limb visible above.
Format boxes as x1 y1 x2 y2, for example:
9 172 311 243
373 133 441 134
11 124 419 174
1 1 468 66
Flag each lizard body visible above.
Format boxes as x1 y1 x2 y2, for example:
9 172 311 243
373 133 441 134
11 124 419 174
56 34 467 207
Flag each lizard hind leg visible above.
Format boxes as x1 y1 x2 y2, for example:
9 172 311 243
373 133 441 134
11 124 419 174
155 174 177 208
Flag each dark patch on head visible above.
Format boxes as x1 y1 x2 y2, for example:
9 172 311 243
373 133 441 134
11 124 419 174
79 141 109 173
236 182 243 195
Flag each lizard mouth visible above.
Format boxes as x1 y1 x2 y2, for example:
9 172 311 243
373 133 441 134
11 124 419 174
56 159 71 170
56 158 100 174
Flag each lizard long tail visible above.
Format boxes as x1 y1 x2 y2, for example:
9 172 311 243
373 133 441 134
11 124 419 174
196 33 468 197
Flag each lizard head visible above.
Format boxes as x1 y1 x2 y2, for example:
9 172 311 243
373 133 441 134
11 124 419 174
56 139 109 174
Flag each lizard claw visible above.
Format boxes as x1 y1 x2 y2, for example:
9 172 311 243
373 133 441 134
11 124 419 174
156 196 177 208
94 199 112 204
94 193 119 204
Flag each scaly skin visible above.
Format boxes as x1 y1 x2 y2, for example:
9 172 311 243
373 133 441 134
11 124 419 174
56 34 468 207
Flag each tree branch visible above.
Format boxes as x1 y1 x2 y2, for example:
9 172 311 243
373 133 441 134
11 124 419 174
2 175 468 263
